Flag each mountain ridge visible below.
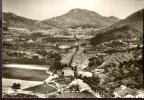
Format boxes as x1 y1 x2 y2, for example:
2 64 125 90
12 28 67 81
91 9 143 45
2 8 120 30
3 12 39 30
40 8 120 28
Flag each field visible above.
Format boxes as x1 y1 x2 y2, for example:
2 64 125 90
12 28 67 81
24 83 57 94
57 92 96 98
3 67 49 81
2 78 43 95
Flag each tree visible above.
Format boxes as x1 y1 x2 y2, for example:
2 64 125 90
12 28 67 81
12 83 21 89
32 55 39 60
46 51 62 71
36 50 48 59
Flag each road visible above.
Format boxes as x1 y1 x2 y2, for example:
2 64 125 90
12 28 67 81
68 38 113 98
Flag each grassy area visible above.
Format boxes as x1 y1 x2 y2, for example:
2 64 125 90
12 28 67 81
2 78 42 89
57 92 96 98
3 67 49 81
24 83 57 94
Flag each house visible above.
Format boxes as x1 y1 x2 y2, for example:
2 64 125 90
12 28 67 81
59 45 71 49
45 43 56 47
26 39 35 43
125 94 134 98
78 71 92 77
129 44 138 48
114 85 138 98
76 79 91 92
66 79 91 92
135 93 144 98
94 68 105 74
31 53 43 59
8 27 28 32
4 38 14 42
62 67 74 77
98 74 107 84
78 59 89 69
96 53 106 56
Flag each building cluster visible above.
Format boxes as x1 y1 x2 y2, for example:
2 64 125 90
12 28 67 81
114 85 144 98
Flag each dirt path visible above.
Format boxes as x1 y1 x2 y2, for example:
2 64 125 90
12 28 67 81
69 41 80 66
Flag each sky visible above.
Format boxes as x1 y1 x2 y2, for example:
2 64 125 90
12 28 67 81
2 0 144 20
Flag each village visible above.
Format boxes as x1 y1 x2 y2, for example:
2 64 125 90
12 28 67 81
2 0 144 98
2 24 144 98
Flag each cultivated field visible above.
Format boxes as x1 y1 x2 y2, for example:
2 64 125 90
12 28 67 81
24 83 57 94
3 67 49 81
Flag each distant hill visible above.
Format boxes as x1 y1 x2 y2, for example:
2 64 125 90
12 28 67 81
3 12 40 30
91 9 143 45
3 9 120 30
39 8 120 28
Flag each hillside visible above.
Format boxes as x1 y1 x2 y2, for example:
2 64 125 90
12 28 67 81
3 9 120 30
3 12 41 30
39 8 120 28
91 9 143 45
88 48 143 90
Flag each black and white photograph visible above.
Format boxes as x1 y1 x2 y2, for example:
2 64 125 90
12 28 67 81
2 0 144 98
